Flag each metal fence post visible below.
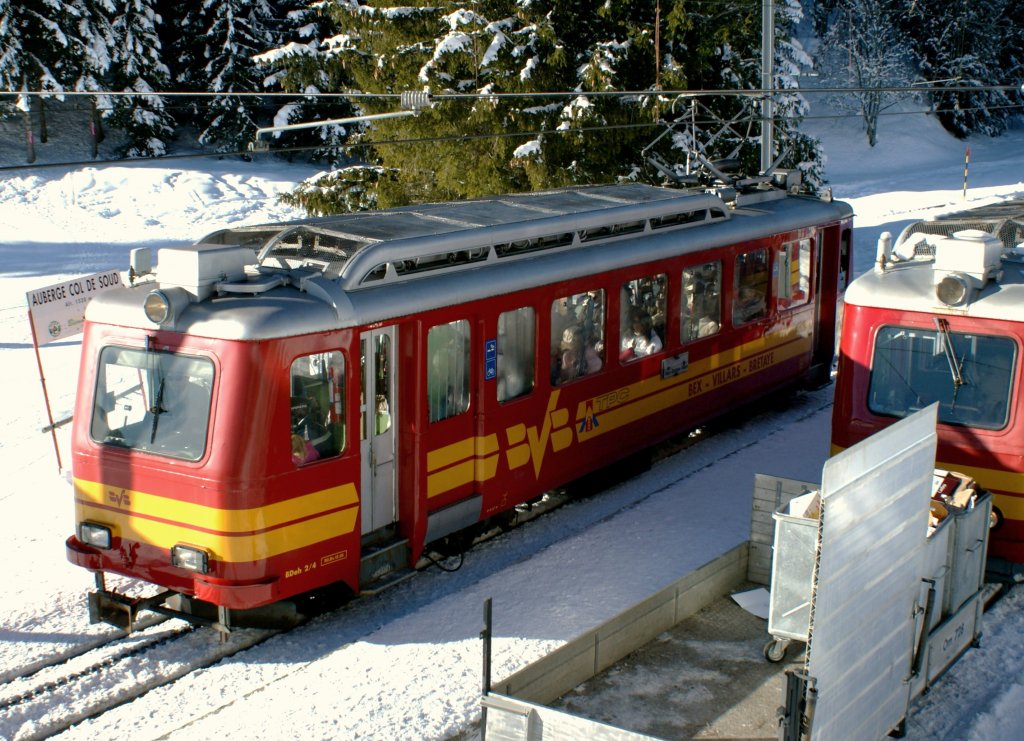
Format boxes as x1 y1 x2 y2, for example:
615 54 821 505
481 597 492 741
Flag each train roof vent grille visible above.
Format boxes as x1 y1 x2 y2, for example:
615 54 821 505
356 207 728 286
895 209 1024 255
256 225 366 268
394 247 491 276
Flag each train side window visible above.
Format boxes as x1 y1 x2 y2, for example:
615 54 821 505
428 319 471 422
733 248 769 325
777 239 812 310
619 275 666 362
290 351 345 465
551 289 605 385
497 307 536 402
372 334 392 434
681 262 722 343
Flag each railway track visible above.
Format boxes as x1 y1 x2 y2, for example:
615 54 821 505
0 620 278 741
0 613 172 687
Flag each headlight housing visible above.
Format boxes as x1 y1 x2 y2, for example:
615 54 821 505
935 273 971 306
78 522 112 549
171 544 210 574
143 287 190 327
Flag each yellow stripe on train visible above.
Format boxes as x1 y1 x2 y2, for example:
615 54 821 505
577 332 812 441
74 478 359 532
424 331 811 496
75 501 358 563
74 479 360 563
426 435 499 498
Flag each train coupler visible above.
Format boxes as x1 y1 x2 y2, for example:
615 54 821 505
87 585 178 633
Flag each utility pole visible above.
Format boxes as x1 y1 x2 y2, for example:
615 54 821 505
655 0 661 91
760 0 774 174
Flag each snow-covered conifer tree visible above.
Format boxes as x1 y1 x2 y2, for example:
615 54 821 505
0 0 89 158
182 0 279 153
897 0 1015 138
265 0 827 212
106 0 175 156
253 0 357 164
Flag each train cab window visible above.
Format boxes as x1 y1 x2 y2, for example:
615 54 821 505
776 239 812 310
91 347 213 461
497 307 536 402
868 327 1016 430
681 262 722 343
733 248 769 325
552 289 605 385
290 351 346 465
619 275 666 362
428 320 471 422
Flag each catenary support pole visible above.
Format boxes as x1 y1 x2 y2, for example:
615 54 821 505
761 0 774 174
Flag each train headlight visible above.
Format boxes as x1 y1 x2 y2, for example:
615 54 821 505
144 290 172 323
171 544 209 574
78 522 112 549
143 288 190 327
935 273 970 306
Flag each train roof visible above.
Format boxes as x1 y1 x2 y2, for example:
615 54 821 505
895 197 1024 254
87 182 853 341
198 183 734 291
846 219 1024 322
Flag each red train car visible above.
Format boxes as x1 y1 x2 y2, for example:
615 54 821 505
67 181 852 629
832 211 1024 572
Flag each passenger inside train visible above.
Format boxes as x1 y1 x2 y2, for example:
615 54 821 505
558 326 603 384
619 309 663 361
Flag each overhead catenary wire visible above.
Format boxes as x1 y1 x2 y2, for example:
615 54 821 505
5 83 1018 125
1 93 1021 174
2 82 1021 101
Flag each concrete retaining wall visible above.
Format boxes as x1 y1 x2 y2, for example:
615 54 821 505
493 541 749 704
748 473 818 585
482 693 659 741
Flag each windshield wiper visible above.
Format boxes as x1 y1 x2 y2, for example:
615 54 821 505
934 318 964 405
149 377 166 444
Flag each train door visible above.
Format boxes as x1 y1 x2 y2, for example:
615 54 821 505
812 225 848 377
360 327 397 535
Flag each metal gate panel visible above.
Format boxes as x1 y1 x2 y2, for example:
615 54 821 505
808 405 938 741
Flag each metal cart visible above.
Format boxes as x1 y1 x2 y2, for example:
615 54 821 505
763 492 819 662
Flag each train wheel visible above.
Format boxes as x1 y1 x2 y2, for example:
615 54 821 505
990 505 1003 530
763 638 788 663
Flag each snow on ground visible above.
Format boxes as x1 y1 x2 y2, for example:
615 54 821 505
0 102 1023 740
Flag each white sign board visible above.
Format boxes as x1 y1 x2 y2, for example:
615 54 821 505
26 269 123 346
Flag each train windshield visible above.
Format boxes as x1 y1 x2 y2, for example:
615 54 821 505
90 346 214 461
868 326 1016 430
